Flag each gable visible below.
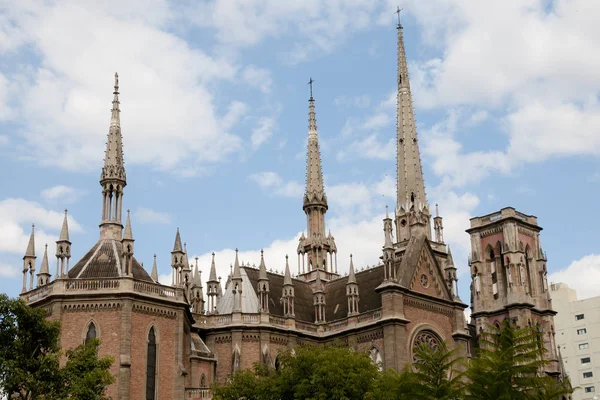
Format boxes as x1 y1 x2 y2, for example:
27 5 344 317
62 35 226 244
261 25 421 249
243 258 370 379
402 238 453 301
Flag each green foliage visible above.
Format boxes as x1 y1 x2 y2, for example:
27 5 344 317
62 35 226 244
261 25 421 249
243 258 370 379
0 294 114 400
58 338 115 400
466 320 573 400
212 342 379 400
214 321 573 400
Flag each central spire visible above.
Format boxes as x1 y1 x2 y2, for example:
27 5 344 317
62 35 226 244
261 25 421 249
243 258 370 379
304 78 326 209
100 73 127 240
298 79 338 279
396 22 427 211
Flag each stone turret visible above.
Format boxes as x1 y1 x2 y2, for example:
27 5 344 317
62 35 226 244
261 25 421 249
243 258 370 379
282 255 295 318
37 244 51 287
312 272 326 323
231 249 242 312
56 209 71 278
121 210 134 276
257 250 270 313
206 252 219 314
22 224 36 293
171 228 184 286
346 254 359 316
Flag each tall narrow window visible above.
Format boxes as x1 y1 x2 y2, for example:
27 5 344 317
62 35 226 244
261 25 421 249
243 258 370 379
146 327 157 400
85 322 97 345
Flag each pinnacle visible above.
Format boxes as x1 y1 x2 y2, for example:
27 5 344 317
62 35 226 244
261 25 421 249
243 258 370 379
24 224 35 258
208 252 218 282
283 255 292 286
151 254 158 281
259 249 268 280
59 209 70 242
172 228 183 253
39 244 49 274
102 72 126 184
123 209 133 240
347 254 356 284
232 248 241 280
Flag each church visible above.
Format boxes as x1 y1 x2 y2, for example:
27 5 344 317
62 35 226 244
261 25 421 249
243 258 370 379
18 21 559 400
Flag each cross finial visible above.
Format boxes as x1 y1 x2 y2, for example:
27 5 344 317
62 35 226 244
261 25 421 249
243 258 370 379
308 77 314 98
395 6 403 25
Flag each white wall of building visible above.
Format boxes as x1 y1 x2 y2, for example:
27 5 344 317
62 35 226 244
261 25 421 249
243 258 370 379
551 283 600 400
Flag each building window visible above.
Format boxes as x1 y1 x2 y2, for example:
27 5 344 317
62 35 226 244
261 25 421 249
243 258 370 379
146 327 157 400
85 322 97 345
580 343 589 350
582 357 591 364
576 314 585 320
585 386 595 393
577 328 587 335
583 372 593 379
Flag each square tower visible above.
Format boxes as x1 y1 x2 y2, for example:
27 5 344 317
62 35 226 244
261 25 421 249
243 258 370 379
467 207 559 375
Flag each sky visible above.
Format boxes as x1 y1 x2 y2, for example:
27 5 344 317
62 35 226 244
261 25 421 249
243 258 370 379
1 0 600 308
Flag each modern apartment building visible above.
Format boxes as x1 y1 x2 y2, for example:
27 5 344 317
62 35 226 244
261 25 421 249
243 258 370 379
551 283 600 399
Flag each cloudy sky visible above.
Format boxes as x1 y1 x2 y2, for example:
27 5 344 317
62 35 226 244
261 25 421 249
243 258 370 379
1 0 599 305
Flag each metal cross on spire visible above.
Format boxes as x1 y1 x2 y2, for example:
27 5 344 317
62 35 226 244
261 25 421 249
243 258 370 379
308 77 314 98
395 6 403 25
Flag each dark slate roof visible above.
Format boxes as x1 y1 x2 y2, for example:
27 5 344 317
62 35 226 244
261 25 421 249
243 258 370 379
244 264 384 323
68 239 153 282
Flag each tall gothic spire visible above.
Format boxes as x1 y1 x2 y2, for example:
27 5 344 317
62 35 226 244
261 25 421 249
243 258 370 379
101 72 126 183
304 78 327 209
173 228 183 253
208 252 217 282
396 22 427 210
283 255 293 286
123 210 133 240
151 254 158 281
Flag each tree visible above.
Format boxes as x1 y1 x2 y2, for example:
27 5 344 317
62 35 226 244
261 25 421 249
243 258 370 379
212 342 379 400
466 320 573 400
0 295 114 400
411 342 466 400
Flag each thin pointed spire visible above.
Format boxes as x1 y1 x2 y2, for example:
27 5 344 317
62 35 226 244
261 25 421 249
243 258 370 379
396 20 427 209
172 228 183 252
194 257 202 285
258 249 268 280
59 209 70 241
24 224 35 258
304 78 326 207
232 248 241 279
39 244 49 274
385 204 390 219
123 209 133 240
183 242 190 270
151 254 158 281
347 254 356 284
283 255 293 286
446 246 455 267
208 252 218 282
101 72 126 183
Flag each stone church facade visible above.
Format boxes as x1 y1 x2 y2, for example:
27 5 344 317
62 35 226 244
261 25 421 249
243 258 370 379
18 22 558 400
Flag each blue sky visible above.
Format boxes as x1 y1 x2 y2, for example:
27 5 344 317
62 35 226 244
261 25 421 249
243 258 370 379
1 0 600 306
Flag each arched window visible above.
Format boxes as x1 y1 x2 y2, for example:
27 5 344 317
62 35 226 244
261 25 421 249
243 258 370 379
85 322 97 345
412 330 442 363
146 327 157 400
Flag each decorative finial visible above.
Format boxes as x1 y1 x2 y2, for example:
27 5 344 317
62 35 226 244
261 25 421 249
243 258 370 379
285 254 288 261
114 72 119 91
435 203 439 217
308 77 314 99
45 243 48 249
385 204 389 218
64 209 68 215
395 6 403 25
212 252 215 256
350 253 353 259
261 249 264 256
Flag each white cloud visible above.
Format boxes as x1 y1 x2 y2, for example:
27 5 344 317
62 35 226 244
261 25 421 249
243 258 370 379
40 185 86 203
241 65 273 94
0 199 83 265
251 117 275 149
1 2 247 175
337 134 395 162
134 207 171 225
0 135 8 146
249 171 303 198
0 262 19 278
549 255 600 300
